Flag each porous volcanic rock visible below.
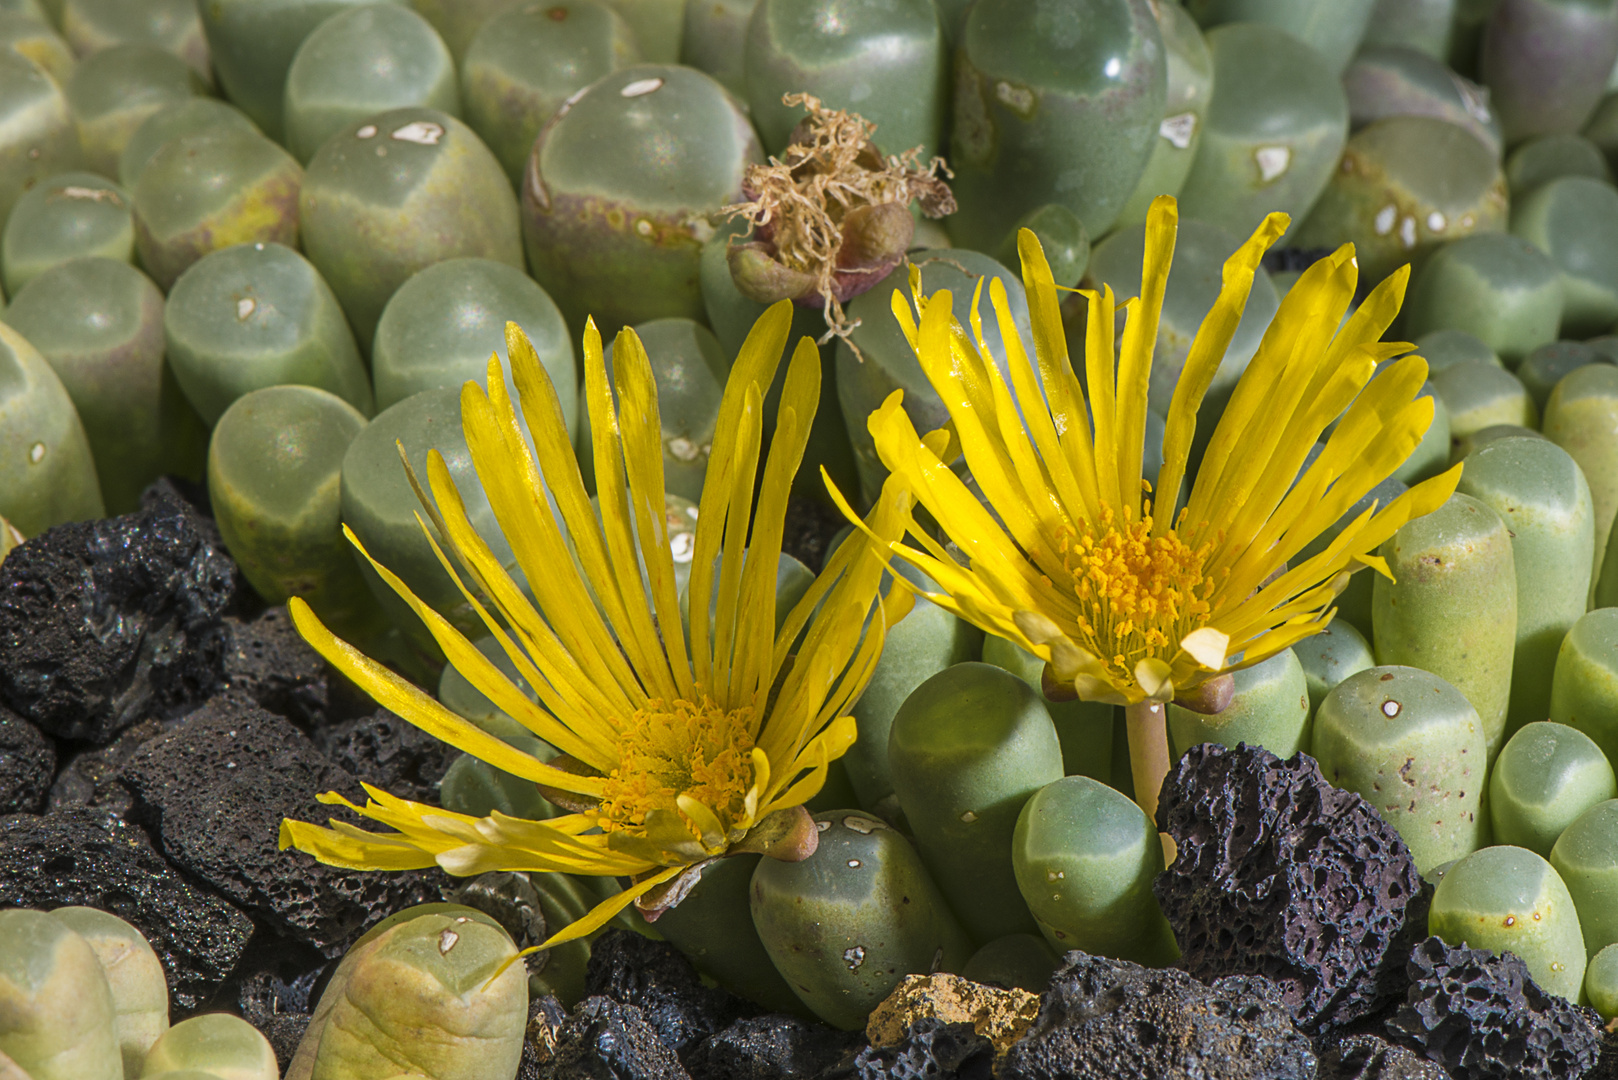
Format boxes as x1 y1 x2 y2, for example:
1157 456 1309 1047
683 1014 862 1080
583 930 744 1062
314 708 457 804
0 705 52 813
0 482 237 743
996 954 1317 1080
221 606 330 727
119 692 442 954
47 717 168 827
532 995 691 1080
818 1017 991 1080
238 967 320 1069
1386 936 1603 1080
1154 742 1425 1033
1321 1033 1450 1079
0 809 254 1010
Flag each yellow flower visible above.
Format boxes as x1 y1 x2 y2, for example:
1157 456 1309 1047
280 301 912 948
830 195 1461 816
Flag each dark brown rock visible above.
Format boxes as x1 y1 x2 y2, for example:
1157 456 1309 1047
119 692 443 954
1154 742 1426 1034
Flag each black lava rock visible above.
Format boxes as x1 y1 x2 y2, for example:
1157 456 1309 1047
314 709 458 805
684 1014 862 1080
0 483 237 743
239 968 320 1073
1322 1033 1450 1080
583 930 745 1062
817 1018 991 1080
997 953 1317 1080
518 996 569 1080
1154 742 1425 1033
47 717 170 828
0 809 254 1010
221 607 329 727
0 705 52 813
1386 936 1603 1080
1591 1031 1618 1080
535 995 691 1080
119 693 442 954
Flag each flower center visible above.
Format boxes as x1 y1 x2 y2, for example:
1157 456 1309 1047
1058 507 1218 681
597 697 756 835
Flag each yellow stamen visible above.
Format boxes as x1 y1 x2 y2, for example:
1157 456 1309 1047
596 696 757 837
1058 505 1217 688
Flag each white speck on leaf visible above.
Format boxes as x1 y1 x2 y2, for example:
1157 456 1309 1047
621 77 664 98
669 532 695 564
1255 146 1290 183
842 814 883 834
1400 215 1418 248
1159 113 1196 149
391 121 443 145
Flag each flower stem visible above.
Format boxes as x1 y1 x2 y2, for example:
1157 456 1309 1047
1125 699 1175 861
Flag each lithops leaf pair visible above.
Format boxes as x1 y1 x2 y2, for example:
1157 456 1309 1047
286 904 527 1080
0 907 168 1080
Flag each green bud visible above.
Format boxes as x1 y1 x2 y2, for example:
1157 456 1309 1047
0 909 121 1080
1012 775 1179 966
282 5 459 164
1490 723 1617 859
1168 647 1310 761
1404 237 1561 369
750 810 973 1030
0 172 132 296
141 1014 277 1080
1429 845 1586 1003
1586 942 1618 1020
288 905 527 1080
1295 620 1374 717
889 662 1064 942
1549 798 1618 959
45 907 167 1078
1373 493 1517 757
1457 436 1595 738
1313 666 1488 873
64 43 203 178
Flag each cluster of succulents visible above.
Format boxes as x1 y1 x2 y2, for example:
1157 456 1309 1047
4 0 1618 1075
0 903 531 1080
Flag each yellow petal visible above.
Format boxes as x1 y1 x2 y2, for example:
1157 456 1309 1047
537 866 685 950
1179 626 1229 670
1083 284 1121 511
1155 210 1288 536
1115 196 1176 508
1134 657 1174 701
690 301 794 690
278 818 440 871
1016 227 1100 520
288 598 604 793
